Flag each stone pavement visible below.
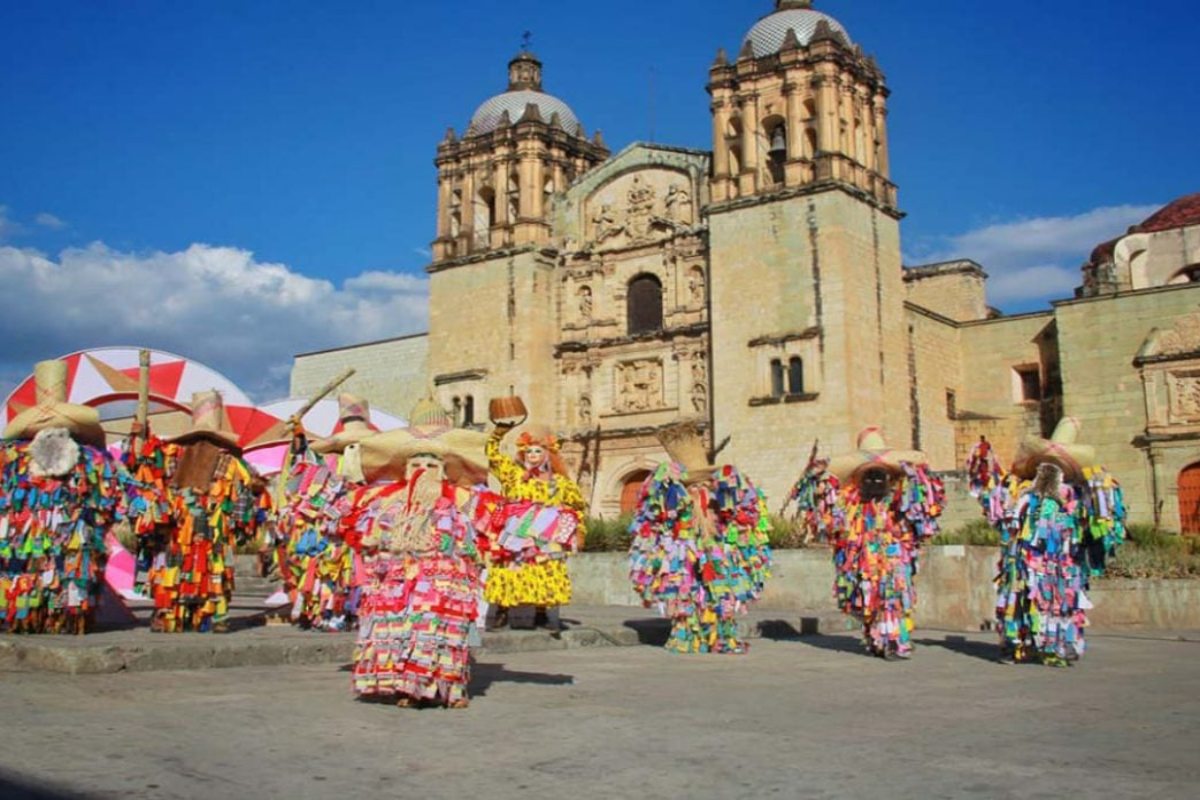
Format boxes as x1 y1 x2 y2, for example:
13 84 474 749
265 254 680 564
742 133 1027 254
0 602 843 674
1 628 1198 800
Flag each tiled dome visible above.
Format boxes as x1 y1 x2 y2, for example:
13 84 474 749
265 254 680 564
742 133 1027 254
468 90 583 137
743 4 852 57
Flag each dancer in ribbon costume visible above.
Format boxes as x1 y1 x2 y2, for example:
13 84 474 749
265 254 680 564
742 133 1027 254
483 414 586 630
793 428 944 659
0 360 132 634
628 423 772 654
975 418 1126 666
273 393 375 631
349 398 489 708
140 391 269 632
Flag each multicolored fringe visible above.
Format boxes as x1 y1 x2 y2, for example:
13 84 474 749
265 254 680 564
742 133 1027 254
350 482 481 707
966 439 1003 498
1077 466 1127 577
782 458 842 542
628 462 772 654
274 459 358 631
128 440 269 633
0 439 132 634
995 490 1088 665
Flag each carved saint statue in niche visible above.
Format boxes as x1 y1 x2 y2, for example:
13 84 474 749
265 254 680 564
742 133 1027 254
692 382 708 415
687 269 706 307
691 354 707 385
578 394 592 425
578 285 593 321
665 183 693 224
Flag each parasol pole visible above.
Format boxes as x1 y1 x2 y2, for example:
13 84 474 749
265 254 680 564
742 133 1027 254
273 368 356 508
132 348 151 450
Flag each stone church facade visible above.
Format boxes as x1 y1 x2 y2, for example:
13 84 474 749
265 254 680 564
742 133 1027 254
291 1 1200 532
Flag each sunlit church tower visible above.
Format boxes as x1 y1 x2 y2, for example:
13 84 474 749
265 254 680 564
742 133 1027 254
706 0 912 490
427 51 608 427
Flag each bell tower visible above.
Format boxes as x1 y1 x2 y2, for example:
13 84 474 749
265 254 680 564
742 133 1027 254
431 52 608 263
707 0 895 208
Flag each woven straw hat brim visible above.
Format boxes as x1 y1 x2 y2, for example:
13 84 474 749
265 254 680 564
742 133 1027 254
3 404 106 449
358 428 488 486
1012 437 1095 482
829 447 927 485
170 428 243 453
311 422 376 455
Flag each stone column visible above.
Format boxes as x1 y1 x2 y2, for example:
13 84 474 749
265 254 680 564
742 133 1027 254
740 91 761 196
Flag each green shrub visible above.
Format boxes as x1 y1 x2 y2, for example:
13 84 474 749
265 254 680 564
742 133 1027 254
766 515 813 549
582 515 633 552
931 519 1000 547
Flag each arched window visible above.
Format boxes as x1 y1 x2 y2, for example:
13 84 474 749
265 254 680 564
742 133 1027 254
787 357 804 395
764 116 787 185
474 188 495 248
1168 264 1200 285
627 274 663 335
620 470 653 515
770 359 785 398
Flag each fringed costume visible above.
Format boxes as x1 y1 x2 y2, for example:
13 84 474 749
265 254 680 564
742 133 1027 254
628 423 772 654
792 428 944 659
973 419 1126 665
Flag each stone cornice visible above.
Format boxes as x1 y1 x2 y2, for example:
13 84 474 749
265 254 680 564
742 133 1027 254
703 179 902 220
426 245 539 274
555 322 710 356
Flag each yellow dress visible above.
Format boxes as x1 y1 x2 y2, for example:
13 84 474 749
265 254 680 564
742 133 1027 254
482 431 587 607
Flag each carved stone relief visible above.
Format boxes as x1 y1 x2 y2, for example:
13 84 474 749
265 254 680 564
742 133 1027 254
1168 370 1200 421
583 170 695 249
1158 310 1200 355
614 359 664 413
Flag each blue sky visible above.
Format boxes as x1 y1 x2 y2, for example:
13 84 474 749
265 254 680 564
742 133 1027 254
1 0 1195 399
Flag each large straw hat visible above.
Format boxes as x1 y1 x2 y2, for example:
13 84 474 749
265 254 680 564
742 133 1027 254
357 396 488 486
829 427 927 484
167 390 242 452
656 421 715 485
312 392 376 455
1011 417 1095 482
3 360 106 448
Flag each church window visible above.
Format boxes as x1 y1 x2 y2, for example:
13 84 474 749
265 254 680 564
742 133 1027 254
765 117 787 185
787 357 804 395
462 395 475 427
1014 365 1041 402
627 274 663 335
770 359 785 398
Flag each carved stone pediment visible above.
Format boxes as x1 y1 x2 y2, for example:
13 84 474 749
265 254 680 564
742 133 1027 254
1143 308 1200 359
584 169 696 250
1168 369 1200 423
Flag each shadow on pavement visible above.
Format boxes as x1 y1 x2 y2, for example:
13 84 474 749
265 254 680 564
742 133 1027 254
795 632 871 656
622 617 671 646
917 634 1002 664
0 769 92 800
470 662 574 696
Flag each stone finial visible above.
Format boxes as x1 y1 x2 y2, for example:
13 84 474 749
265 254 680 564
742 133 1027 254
549 111 564 130
519 102 544 124
737 38 756 60
443 127 457 143
497 110 512 128
713 47 728 67
593 129 607 148
780 27 802 52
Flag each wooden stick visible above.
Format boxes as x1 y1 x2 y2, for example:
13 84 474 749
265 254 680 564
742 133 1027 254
274 368 356 507
710 434 732 462
132 349 151 449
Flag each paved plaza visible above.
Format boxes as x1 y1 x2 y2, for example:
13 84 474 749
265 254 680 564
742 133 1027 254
1 627 1198 800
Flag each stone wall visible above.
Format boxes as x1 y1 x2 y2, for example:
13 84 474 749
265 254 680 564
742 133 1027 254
903 261 989 323
567 549 1200 630
708 188 910 507
905 305 961 469
1056 283 1200 529
290 333 429 418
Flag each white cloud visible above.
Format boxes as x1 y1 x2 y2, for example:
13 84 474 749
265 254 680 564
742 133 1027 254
0 242 429 400
34 212 67 230
911 203 1159 306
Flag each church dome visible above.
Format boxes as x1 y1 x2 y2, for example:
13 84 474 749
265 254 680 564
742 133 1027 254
466 51 585 138
468 90 583 137
742 1 852 57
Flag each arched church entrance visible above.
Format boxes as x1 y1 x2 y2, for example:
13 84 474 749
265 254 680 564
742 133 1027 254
619 469 652 515
1179 463 1200 535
